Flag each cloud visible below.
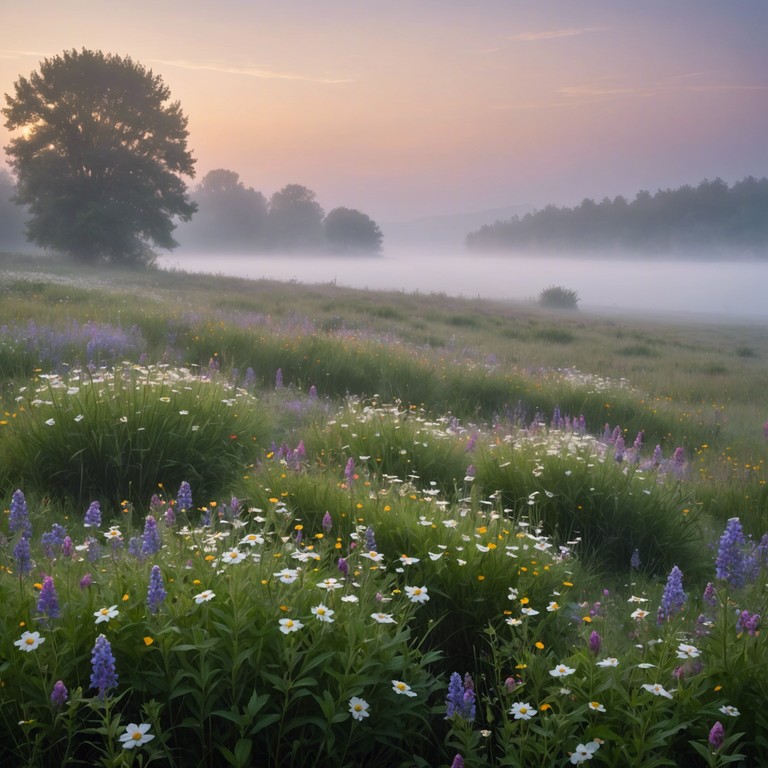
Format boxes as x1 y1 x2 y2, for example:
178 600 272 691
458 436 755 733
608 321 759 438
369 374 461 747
0 49 51 61
508 27 607 42
150 58 353 84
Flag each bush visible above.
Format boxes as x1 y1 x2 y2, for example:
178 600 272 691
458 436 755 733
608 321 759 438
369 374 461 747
538 286 580 310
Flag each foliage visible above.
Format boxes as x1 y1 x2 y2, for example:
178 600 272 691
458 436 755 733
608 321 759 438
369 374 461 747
538 286 580 311
466 176 768 254
2 48 197 266
324 207 383 254
266 184 326 251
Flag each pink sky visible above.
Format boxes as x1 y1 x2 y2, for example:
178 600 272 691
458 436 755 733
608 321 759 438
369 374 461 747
2 0 767 221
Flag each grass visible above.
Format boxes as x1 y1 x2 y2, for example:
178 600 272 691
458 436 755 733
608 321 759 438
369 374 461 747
1 250 767 766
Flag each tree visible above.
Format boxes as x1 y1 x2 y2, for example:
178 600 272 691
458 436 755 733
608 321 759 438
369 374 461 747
2 48 196 266
267 184 324 251
178 169 268 252
324 207 383 254
0 168 28 251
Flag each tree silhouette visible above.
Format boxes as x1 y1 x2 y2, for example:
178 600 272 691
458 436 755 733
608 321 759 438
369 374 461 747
267 184 325 251
2 49 196 266
324 207 383 253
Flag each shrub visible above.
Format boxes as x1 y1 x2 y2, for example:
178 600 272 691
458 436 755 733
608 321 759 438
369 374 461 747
538 285 580 310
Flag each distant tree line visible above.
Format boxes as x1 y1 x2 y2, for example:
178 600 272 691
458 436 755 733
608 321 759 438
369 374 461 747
0 168 29 252
465 177 768 255
176 170 383 255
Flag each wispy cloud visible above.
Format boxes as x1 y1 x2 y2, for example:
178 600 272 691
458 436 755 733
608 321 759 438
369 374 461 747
508 27 607 43
0 49 51 61
150 58 353 84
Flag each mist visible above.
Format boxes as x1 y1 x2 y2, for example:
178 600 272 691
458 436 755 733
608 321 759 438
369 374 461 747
158 247 768 324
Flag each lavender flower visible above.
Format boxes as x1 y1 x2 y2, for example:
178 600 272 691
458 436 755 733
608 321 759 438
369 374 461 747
337 557 349 576
164 505 176 526
146 565 167 615
243 367 256 390
651 444 663 466
445 672 475 721
84 501 102 528
716 518 748 588
80 573 92 589
322 511 333 534
709 721 724 750
13 535 32 574
450 756 465 768
90 634 118 699
657 565 687 624
176 481 193 512
50 680 68 708
41 524 67 558
141 515 162 556
465 432 478 452
630 548 641 570
344 457 355 485
128 536 144 560
61 536 73 558
702 582 718 607
9 489 32 539
364 526 377 552
736 610 760 637
86 537 101 562
37 575 61 619
309 384 317 399
588 630 602 656
614 435 625 462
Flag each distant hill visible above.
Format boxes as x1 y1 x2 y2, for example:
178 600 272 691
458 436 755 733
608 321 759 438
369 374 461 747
381 205 532 251
465 177 768 257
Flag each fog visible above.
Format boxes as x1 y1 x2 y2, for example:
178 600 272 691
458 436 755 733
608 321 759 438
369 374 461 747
157 249 768 324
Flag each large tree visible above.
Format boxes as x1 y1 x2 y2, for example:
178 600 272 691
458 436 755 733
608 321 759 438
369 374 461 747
2 49 197 266
267 184 325 251
324 206 383 254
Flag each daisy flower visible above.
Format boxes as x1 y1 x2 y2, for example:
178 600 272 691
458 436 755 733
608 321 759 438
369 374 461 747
94 605 119 624
391 680 417 697
349 696 370 721
404 586 430 604
14 630 45 652
278 618 304 634
311 604 335 623
509 702 536 720
119 723 155 749
194 589 215 604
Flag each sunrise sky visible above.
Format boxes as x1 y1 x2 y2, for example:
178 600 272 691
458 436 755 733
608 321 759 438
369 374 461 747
2 0 767 222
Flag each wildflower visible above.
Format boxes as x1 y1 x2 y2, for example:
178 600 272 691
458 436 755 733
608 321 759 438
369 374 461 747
676 643 701 659
736 610 760 636
657 565 687 624
709 721 724 750
506 617 523 626
194 589 215 603
588 701 606 712
322 511 333 534
50 680 68 707
341 594 359 603
450 756 465 768
547 601 560 612
371 612 396 624
392 680 417 697
94 605 119 624
146 565 167 615
311 604 335 623
588 631 602 656
509 702 536 720
84 501 102 528
61 536 73 558
702 582 718 607
337 557 350 576
363 524 376 550
240 533 264 546
719 705 740 717
596 657 619 668
404 585 430 603
41 523 68 557
445 672 475 720
90 634 118 698
399 554 420 566
278 617 303 634
521 607 540 616
505 676 521 693
13 535 32 574
569 741 600 764
119 723 155 749
631 609 649 620
344 457 356 486
275 368 283 389
317 577 343 590
641 683 673 699
35 575 61 619
508 587 519 600
360 550 384 563
14 630 45 652
221 549 245 565
630 548 641 570
274 568 299 583
349 696 370 721
79 573 92 589
715 518 748 588
9 489 32 539
141 515 162 556
549 664 576 678
176 481 193 512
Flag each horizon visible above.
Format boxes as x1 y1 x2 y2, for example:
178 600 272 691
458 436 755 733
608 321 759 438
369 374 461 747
2 1 767 223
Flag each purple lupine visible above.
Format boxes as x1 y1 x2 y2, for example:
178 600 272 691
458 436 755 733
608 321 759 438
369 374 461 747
450 755 465 768
309 384 318 399
83 501 101 528
128 536 144 560
344 457 355 485
614 435 626 462
86 537 101 562
90 634 118 699
702 582 718 607
322 512 333 535
141 515 162 556
9 489 32 539
230 496 241 515
551 405 562 429
611 426 622 444
50 680 68 708
41 524 67 558
164 505 176 527
364 526 377 552
462 688 477 722
275 368 283 389
652 445 663 466
146 565 167 615
13 535 32 574
149 494 164 514
465 464 476 479
588 630 602 656
709 721 724 750
601 424 612 443
736 610 760 636
445 672 465 718
79 573 93 589
669 447 687 479
176 481 193 513
337 557 349 576
37 575 61 619
716 517 748 588
61 536 73 558
657 565 687 624
630 548 641 570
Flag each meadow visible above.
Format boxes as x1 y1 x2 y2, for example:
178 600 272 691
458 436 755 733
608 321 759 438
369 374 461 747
0 250 766 767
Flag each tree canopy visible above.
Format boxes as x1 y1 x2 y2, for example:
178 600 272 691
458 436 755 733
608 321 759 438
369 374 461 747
2 48 197 266
324 206 383 253
266 184 325 251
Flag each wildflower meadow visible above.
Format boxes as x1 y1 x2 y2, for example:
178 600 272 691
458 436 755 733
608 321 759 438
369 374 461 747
0 253 767 766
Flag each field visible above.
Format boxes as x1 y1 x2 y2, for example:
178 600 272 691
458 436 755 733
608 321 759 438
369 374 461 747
0 250 766 767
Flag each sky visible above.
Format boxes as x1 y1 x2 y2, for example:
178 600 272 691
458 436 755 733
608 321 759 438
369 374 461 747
2 0 768 222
